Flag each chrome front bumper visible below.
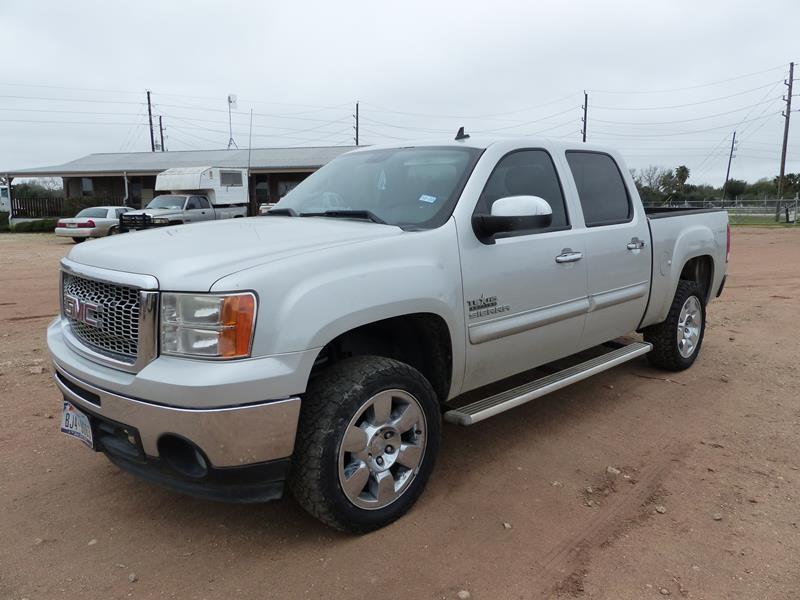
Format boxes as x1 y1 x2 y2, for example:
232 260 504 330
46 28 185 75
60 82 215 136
53 362 300 468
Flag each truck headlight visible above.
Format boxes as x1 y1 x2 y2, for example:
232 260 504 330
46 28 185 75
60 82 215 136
160 292 256 359
152 217 169 225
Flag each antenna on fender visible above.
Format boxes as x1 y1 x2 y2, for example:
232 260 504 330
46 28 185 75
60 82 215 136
455 126 470 141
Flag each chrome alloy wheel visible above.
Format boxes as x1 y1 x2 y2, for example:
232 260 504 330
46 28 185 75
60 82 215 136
677 295 702 358
337 389 427 510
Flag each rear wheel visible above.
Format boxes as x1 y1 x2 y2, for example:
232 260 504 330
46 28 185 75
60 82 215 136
644 280 706 371
107 226 119 236
290 356 440 533
71 237 84 243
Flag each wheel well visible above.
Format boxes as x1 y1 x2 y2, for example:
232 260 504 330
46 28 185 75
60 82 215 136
679 255 714 301
313 313 453 402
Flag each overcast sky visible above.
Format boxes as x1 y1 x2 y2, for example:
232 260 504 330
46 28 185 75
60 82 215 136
2 0 799 186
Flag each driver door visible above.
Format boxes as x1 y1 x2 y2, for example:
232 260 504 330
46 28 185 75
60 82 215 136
458 149 589 391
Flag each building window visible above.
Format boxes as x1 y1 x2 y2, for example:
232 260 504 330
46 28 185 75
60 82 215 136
81 178 94 196
220 171 243 187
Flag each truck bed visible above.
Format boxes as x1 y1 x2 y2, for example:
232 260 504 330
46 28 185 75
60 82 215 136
645 206 726 219
639 207 729 329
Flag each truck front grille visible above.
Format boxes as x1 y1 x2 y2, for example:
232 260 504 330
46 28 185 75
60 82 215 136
121 213 152 229
62 273 140 359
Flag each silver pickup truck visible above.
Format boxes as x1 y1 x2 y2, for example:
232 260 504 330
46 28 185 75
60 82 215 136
119 194 245 231
48 137 729 533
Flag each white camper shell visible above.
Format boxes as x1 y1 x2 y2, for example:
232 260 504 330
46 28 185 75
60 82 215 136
155 167 249 208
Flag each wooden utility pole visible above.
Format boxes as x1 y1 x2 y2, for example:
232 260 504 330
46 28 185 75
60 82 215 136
778 61 794 199
581 91 588 142
354 101 359 146
146 90 155 152
159 116 165 151
722 130 737 204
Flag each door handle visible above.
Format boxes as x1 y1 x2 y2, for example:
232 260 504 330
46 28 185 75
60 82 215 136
555 251 583 263
627 237 646 250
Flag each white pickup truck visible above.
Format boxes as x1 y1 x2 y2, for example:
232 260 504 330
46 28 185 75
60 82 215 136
119 167 248 231
48 137 729 533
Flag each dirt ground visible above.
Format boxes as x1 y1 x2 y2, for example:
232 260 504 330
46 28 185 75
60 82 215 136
1 228 798 600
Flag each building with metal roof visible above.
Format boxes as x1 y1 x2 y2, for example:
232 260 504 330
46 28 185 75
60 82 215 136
4 145 355 213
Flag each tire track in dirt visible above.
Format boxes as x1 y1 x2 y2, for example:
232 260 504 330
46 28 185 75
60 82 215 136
533 443 691 597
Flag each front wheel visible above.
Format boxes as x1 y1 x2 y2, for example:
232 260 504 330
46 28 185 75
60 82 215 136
644 280 706 371
290 356 441 533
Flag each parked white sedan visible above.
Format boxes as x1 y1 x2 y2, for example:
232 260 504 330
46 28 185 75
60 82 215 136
55 206 133 243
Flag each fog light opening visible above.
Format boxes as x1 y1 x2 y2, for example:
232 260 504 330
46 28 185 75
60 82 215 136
157 435 209 479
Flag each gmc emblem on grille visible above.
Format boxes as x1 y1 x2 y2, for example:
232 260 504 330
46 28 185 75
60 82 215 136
64 294 103 327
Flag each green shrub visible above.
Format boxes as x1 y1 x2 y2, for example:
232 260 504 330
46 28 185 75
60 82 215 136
0 212 8 231
10 218 59 233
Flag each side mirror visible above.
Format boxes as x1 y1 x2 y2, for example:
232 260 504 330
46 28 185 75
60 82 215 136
472 195 553 243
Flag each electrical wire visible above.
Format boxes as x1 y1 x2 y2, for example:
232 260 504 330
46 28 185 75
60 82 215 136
591 81 782 111
588 63 786 94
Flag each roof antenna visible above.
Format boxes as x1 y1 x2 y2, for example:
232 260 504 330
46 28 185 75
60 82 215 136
455 126 470 141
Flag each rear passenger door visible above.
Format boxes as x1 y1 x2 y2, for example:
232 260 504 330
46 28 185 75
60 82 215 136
564 151 651 347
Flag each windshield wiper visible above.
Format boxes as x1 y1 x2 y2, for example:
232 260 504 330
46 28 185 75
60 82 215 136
299 210 387 224
266 207 298 217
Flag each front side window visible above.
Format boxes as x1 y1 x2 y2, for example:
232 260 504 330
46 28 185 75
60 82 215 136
273 147 482 229
565 151 631 227
197 196 211 209
186 197 202 210
475 149 569 233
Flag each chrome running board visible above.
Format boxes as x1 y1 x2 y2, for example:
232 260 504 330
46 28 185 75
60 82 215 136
444 341 652 426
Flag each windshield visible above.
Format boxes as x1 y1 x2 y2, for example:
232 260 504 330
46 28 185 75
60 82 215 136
76 208 109 218
273 147 481 228
146 195 186 210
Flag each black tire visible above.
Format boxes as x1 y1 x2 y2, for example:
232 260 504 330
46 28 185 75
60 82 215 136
644 280 706 371
290 356 441 533
107 226 119 236
72 237 85 243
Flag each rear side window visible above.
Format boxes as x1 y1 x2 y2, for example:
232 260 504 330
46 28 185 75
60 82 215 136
565 151 631 227
476 149 569 233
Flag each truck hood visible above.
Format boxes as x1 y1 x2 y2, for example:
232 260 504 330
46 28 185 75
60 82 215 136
66 216 402 290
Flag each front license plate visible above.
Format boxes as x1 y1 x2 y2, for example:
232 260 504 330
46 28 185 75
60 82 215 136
60 401 93 448
66 223 77 228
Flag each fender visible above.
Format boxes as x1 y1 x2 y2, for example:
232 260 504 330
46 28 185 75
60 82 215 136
211 220 468 397
641 219 724 328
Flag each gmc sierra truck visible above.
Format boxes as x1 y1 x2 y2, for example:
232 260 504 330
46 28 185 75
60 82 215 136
48 137 729 533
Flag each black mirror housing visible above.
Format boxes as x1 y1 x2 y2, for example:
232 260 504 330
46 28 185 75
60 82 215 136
472 212 553 244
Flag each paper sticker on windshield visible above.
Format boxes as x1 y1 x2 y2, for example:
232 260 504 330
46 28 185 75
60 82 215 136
419 195 437 204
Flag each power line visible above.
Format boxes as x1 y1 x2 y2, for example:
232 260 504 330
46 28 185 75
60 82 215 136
591 81 782 111
590 112 779 138
588 63 786 94
589 98 780 126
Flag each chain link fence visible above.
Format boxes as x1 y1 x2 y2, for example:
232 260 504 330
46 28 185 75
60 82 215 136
644 199 798 225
